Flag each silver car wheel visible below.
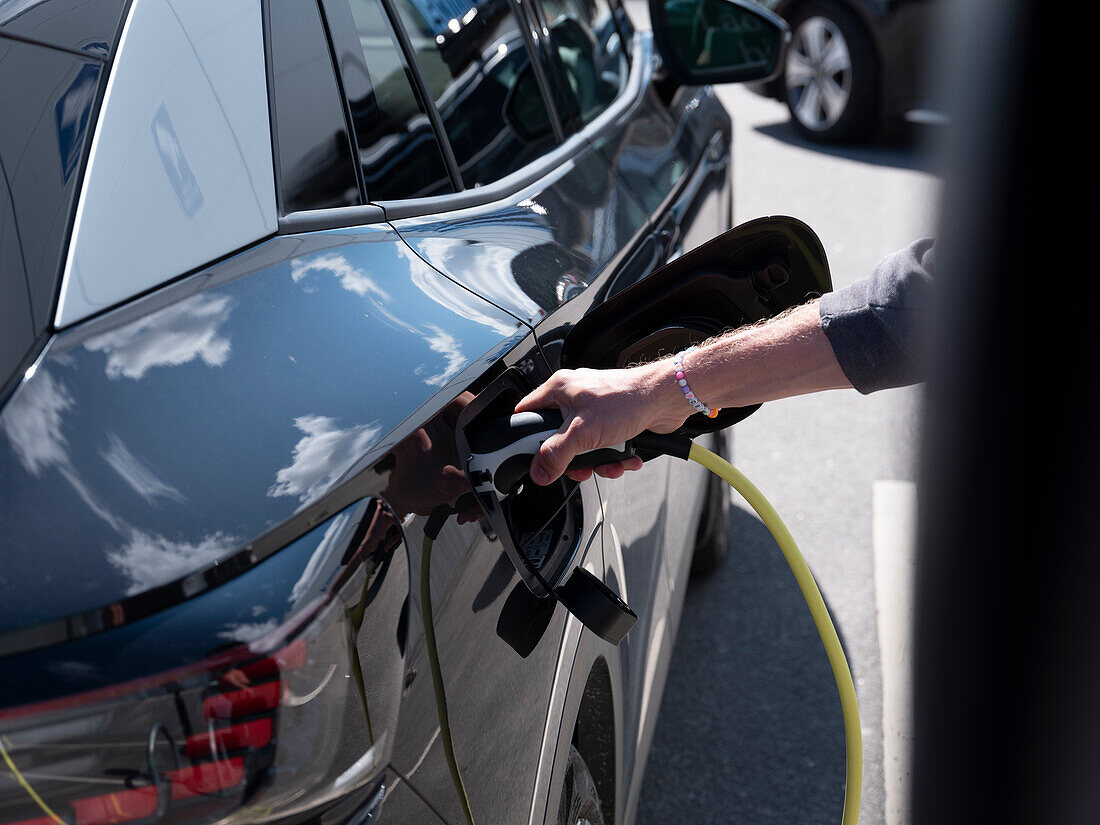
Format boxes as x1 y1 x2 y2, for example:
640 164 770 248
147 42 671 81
785 15 853 132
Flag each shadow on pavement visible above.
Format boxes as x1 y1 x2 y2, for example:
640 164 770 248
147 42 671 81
635 502 848 825
753 116 943 174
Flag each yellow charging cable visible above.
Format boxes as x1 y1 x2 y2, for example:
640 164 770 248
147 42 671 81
421 532 477 825
689 441 862 825
0 736 67 825
421 443 861 825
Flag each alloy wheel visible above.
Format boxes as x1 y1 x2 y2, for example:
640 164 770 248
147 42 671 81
785 15 853 132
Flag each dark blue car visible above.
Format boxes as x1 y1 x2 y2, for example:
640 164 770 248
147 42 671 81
0 1 798 823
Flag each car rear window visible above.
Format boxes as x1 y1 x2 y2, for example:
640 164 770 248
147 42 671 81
268 0 363 212
0 36 102 390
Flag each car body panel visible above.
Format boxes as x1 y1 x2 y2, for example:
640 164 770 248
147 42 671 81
55 0 278 328
377 28 734 825
0 494 409 823
0 1 751 824
0 0 126 57
387 140 652 331
390 481 601 825
0 223 526 645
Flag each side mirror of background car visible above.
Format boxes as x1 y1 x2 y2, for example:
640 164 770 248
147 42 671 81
560 215 832 438
649 0 789 87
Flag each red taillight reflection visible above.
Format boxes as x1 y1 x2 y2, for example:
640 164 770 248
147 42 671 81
183 719 273 759
168 757 245 800
7 758 246 825
1 641 307 825
70 786 158 825
203 681 280 720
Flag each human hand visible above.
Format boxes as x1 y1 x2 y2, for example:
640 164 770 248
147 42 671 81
383 392 480 523
514 362 689 485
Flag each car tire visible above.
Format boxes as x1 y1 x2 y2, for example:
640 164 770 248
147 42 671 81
690 431 731 577
783 0 879 143
556 745 605 825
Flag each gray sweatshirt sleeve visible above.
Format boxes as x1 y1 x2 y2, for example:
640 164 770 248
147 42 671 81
818 238 935 394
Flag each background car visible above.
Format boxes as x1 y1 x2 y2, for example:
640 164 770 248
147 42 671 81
749 0 944 142
0 1 794 824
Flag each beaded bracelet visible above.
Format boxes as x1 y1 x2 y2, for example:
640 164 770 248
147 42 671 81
673 347 719 418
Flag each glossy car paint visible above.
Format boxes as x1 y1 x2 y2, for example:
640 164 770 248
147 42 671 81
0 0 127 57
0 222 528 642
0 1 737 824
366 29 731 822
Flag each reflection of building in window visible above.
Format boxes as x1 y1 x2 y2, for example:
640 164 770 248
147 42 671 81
390 0 559 187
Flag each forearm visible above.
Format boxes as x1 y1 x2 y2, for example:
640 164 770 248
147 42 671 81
640 300 852 421
517 300 852 484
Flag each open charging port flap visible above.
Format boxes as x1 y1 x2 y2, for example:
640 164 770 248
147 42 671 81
456 368 637 644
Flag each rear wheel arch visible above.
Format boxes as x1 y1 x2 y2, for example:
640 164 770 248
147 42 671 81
572 657 617 825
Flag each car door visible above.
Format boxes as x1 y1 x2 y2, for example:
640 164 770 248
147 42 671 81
364 1 695 807
522 0 733 796
0 4 544 825
309 1 616 822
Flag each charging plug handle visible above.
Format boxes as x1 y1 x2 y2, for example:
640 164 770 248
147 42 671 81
468 410 635 496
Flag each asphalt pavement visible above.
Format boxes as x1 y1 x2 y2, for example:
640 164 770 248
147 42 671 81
630 63 942 825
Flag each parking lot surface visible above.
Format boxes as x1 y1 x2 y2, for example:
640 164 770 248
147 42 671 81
629 77 941 825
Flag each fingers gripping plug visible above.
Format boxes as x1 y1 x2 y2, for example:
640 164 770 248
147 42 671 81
465 411 634 499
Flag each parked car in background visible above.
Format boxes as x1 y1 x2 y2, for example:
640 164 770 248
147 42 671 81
749 0 944 142
0 1 804 825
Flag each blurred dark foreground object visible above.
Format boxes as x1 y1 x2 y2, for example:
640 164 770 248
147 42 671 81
914 0 1100 824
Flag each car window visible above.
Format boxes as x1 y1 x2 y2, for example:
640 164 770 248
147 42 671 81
539 0 628 127
268 0 362 212
322 0 455 200
385 0 560 189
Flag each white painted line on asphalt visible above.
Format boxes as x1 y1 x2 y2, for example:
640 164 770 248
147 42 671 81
873 480 918 825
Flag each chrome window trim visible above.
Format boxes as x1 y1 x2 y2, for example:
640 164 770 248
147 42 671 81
277 30 655 230
376 31 653 220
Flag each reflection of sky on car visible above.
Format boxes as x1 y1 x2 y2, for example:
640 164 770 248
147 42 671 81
0 228 523 626
394 161 652 318
3 508 357 700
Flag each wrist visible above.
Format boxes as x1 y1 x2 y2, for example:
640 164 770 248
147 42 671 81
636 357 693 431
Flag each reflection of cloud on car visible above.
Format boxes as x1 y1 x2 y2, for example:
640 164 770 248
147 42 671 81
0 0 794 823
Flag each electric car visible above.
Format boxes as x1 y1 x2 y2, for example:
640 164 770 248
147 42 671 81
0 1 797 823
748 0 945 142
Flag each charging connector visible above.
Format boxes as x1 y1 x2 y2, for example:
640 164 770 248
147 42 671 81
466 410 636 498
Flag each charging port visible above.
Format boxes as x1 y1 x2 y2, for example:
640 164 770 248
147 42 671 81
457 368 587 598
504 477 583 578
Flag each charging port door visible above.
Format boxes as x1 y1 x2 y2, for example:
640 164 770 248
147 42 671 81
559 215 833 437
